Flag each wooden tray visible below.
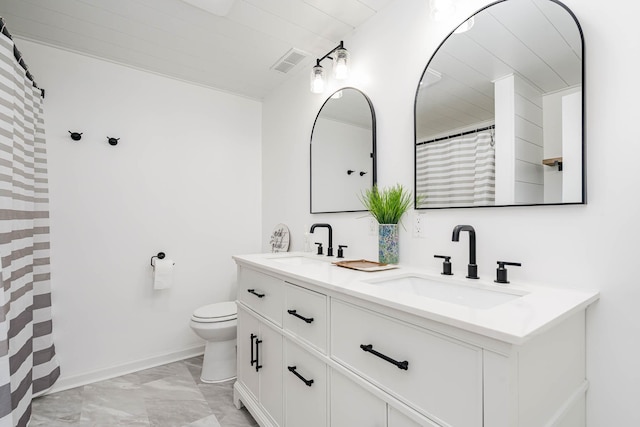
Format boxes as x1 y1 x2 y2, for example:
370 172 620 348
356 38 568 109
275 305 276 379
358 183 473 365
333 259 399 272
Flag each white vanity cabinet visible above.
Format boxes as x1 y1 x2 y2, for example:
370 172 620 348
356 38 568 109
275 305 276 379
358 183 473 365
233 256 597 427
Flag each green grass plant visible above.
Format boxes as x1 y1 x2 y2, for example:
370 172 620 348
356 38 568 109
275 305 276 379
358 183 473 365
360 184 413 225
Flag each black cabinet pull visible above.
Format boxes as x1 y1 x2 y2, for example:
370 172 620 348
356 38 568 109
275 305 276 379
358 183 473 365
250 334 257 367
287 309 314 324
360 344 409 370
255 339 263 372
287 365 314 387
247 289 265 298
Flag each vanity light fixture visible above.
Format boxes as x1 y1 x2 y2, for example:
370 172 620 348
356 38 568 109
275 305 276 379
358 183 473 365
310 41 350 94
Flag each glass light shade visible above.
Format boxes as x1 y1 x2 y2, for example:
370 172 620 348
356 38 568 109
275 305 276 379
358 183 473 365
454 17 475 34
310 64 326 94
332 48 350 80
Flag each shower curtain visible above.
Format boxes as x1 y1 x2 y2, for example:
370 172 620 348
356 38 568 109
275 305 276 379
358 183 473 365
416 132 495 207
0 22 59 427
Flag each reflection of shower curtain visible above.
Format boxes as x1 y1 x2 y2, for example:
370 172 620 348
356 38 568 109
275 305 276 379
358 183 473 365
416 132 495 207
0 23 59 426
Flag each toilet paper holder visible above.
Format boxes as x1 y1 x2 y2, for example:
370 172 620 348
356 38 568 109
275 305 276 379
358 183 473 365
151 252 174 267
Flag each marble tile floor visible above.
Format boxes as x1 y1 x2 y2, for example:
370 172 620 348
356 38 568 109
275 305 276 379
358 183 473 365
30 356 259 427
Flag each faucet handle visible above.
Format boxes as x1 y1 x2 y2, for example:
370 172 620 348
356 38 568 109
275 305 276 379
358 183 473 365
315 242 323 255
337 245 348 259
495 261 521 284
434 255 452 276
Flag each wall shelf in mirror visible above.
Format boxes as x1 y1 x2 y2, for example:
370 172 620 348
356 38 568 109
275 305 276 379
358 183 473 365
414 0 585 209
542 157 563 171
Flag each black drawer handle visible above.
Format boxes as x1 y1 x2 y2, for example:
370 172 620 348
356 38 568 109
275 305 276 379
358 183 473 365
287 365 314 387
360 344 409 370
287 309 314 324
247 289 265 298
255 339 263 372
250 334 257 367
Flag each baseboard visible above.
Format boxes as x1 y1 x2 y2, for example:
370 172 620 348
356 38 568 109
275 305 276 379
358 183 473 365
42 345 205 395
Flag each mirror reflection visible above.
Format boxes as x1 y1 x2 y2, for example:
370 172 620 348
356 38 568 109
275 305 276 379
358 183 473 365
415 0 584 208
311 88 376 213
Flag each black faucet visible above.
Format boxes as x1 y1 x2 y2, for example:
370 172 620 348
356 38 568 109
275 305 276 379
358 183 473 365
310 223 333 256
452 225 478 279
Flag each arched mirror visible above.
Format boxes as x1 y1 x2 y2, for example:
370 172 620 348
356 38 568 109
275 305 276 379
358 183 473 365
311 88 376 213
415 0 584 209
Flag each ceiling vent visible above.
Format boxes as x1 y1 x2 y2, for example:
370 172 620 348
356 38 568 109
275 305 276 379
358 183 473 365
271 48 308 74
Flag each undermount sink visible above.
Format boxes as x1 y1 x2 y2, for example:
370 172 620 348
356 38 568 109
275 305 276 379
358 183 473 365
268 255 329 266
365 274 528 309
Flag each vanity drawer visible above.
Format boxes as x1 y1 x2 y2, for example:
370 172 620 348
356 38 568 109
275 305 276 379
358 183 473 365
237 267 283 326
330 299 483 427
284 339 327 427
283 283 327 353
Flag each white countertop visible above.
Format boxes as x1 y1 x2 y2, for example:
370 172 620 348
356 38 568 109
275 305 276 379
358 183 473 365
233 252 599 345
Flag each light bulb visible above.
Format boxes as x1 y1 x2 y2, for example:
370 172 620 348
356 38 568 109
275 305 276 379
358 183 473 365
310 64 326 94
332 48 350 80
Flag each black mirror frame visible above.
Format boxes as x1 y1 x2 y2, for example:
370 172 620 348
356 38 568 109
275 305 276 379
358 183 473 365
310 87 377 214
413 0 586 210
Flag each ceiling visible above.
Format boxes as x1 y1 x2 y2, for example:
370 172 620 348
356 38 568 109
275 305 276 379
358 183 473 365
415 0 582 140
0 0 394 99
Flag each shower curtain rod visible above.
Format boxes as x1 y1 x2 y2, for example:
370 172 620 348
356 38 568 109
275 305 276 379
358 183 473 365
417 124 495 146
0 17 45 98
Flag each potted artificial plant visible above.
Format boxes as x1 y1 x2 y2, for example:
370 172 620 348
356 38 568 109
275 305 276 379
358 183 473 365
360 184 413 264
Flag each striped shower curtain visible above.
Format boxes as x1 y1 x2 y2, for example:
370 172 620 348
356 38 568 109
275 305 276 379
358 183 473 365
0 23 59 426
416 132 495 208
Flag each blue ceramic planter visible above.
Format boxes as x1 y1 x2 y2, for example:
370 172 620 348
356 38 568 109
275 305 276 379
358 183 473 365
378 224 399 264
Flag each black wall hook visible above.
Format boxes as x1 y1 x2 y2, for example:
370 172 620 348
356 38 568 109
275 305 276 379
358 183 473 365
69 131 82 141
107 137 120 146
359 171 367 176
347 170 355 175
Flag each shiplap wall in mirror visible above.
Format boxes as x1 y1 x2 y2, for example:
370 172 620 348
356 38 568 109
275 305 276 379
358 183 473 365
414 0 584 209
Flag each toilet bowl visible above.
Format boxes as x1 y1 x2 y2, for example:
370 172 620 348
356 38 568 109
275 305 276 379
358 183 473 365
189 301 237 383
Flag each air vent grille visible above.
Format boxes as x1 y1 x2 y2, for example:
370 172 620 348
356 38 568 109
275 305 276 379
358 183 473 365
271 48 308 74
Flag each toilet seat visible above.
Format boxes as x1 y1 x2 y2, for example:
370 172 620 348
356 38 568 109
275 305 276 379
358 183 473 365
192 301 237 323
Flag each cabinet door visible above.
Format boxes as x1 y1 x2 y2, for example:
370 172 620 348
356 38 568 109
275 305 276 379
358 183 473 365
330 369 386 427
284 340 327 427
237 307 260 400
259 325 283 427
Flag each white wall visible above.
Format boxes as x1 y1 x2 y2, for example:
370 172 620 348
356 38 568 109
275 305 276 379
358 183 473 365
261 0 640 425
312 117 371 212
16 40 263 390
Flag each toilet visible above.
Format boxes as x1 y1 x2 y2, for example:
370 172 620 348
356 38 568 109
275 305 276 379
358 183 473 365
189 301 238 383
